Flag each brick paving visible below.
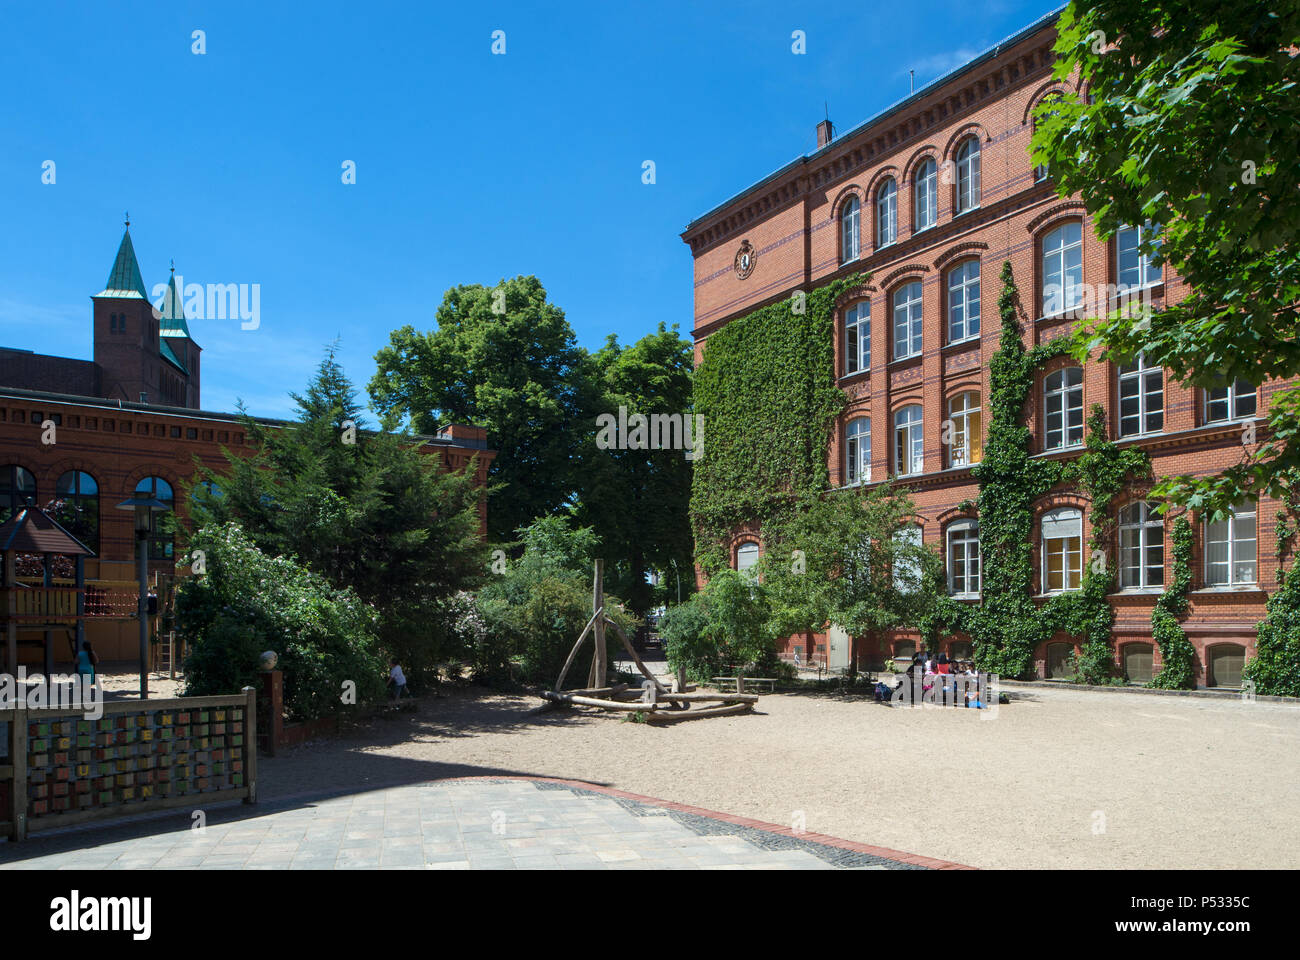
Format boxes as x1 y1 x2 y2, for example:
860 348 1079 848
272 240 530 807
0 777 962 870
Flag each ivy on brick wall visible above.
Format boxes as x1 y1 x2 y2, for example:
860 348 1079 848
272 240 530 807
690 273 864 574
1149 514 1196 689
1242 497 1300 697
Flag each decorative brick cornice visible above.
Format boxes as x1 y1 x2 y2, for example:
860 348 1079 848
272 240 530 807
933 241 989 271
1027 201 1088 234
879 263 931 290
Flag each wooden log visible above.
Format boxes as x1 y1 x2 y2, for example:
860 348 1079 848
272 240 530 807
552 605 603 692
592 560 606 687
541 691 665 712
644 702 754 723
655 692 759 703
563 684 630 696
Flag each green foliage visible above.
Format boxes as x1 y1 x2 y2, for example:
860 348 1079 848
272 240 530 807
368 276 594 541
1149 515 1196 689
1243 499 1300 697
1032 0 1300 515
187 346 487 688
660 569 780 681
657 591 715 682
691 275 864 573
178 523 387 720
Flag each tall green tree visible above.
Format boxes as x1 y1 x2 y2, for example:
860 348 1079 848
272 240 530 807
1032 0 1300 516
575 324 696 618
188 346 488 682
368 276 594 541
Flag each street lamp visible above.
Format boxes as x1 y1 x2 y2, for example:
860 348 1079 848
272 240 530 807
115 495 169 699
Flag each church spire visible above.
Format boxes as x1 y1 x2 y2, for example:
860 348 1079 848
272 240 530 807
157 261 192 338
95 221 148 299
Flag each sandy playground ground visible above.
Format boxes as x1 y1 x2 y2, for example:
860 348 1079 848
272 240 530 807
245 680 1300 870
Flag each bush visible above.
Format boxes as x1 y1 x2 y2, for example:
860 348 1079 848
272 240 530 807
178 522 387 720
660 570 781 682
658 593 715 681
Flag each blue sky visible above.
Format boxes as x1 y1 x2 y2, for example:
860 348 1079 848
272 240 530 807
0 0 1061 419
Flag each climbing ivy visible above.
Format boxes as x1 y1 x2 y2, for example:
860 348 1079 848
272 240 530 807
1242 495 1300 697
1149 514 1196 689
691 274 865 574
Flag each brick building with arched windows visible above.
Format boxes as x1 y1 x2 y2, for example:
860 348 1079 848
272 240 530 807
681 8 1289 688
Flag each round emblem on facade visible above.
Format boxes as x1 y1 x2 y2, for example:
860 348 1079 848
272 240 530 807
733 240 757 280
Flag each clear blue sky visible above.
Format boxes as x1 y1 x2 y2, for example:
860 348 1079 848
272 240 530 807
0 0 1062 420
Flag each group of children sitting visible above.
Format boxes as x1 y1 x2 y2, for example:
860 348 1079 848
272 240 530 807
874 650 988 708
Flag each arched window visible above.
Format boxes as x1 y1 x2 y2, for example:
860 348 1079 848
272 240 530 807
841 195 861 264
1118 353 1163 437
1205 502 1256 587
946 260 980 343
845 417 871 486
876 178 898 247
844 301 870 375
914 158 938 231
0 465 36 520
955 137 981 213
1042 221 1083 316
55 470 99 551
135 476 175 565
947 391 982 467
946 520 980 597
892 282 923 360
893 405 924 477
1118 501 1164 589
735 541 760 578
892 524 923 594
1041 507 1083 593
1044 367 1084 450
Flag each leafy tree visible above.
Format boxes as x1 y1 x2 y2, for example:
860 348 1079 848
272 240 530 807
368 276 594 541
575 324 696 618
1032 0 1300 515
187 346 488 685
659 569 780 683
178 522 387 720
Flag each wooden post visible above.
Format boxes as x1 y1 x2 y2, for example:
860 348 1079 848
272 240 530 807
74 555 85 658
4 547 16 677
11 705 27 841
676 664 687 694
736 672 745 695
592 560 606 688
242 686 258 804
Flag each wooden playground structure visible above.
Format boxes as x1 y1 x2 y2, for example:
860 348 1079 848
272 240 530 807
540 561 759 723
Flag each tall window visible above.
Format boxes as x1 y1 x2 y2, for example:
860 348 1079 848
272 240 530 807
915 158 938 231
1041 507 1083 593
845 417 871 486
893 405 924 477
0 465 36 519
54 470 99 551
735 541 760 578
135 476 175 565
947 521 981 597
955 138 981 213
876 178 898 247
892 282 923 360
947 391 982 467
1118 501 1164 589
1206 379 1257 423
1116 223 1162 289
841 195 861 263
844 301 870 375
1042 221 1084 315
1118 354 1164 437
1044 368 1084 450
946 260 980 343
892 525 923 594
1205 502 1257 586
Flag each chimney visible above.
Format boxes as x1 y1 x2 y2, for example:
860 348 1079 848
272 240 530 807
816 118 834 149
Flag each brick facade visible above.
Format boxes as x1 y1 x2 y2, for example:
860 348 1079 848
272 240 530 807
682 11 1285 687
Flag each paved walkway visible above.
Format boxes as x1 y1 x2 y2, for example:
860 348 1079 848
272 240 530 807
0 778 953 870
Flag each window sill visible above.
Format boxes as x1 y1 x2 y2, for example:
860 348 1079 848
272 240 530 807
912 223 937 238
1192 585 1263 596
1035 591 1082 598
838 368 871 385
944 335 981 351
1109 588 1164 598
953 205 981 219
889 353 923 366
948 593 981 602
875 239 898 252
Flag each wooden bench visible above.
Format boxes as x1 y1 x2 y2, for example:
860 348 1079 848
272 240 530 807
712 676 777 693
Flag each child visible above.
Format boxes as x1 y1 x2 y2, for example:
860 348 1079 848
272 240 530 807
75 640 98 684
387 658 407 700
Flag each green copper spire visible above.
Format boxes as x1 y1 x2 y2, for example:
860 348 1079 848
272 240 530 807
95 221 148 299
157 264 191 338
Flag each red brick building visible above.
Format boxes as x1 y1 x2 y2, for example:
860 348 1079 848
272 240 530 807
1 226 494 666
681 9 1286 687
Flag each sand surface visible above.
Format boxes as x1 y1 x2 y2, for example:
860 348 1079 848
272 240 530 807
252 682 1300 870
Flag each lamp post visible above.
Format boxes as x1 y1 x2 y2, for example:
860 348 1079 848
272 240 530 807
115 496 168 699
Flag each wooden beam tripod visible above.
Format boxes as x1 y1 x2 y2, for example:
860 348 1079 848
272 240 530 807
541 560 758 723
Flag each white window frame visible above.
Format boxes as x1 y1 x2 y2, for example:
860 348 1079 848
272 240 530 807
955 138 981 214
876 178 898 248
1041 221 1084 316
841 195 861 264
946 260 981 344
1116 222 1162 290
845 417 871 486
892 524 923 595
735 541 760 578
947 391 982 467
1041 507 1083 593
1118 353 1164 437
892 282 923 360
1044 368 1084 450
893 405 924 477
844 301 870 375
1118 501 1164 589
1205 379 1257 424
947 520 981 597
1204 502 1257 587
915 158 938 232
